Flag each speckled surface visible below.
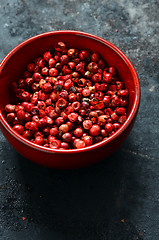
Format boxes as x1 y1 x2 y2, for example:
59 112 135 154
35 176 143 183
0 0 159 239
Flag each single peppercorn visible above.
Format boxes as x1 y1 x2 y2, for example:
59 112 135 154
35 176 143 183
68 113 78 122
35 136 44 145
89 124 101 136
75 140 86 149
105 123 113 132
62 132 72 143
13 124 24 135
74 128 83 138
55 84 62 92
59 124 69 133
50 139 61 149
83 120 92 130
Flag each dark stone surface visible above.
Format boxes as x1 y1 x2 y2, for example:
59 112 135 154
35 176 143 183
0 0 159 239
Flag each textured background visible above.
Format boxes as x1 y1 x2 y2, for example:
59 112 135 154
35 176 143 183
0 0 159 239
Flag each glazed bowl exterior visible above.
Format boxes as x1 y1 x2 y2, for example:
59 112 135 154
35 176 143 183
0 31 140 169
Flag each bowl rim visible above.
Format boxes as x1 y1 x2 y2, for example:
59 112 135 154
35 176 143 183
0 30 140 154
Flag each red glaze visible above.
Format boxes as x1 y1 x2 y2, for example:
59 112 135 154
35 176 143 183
0 31 140 169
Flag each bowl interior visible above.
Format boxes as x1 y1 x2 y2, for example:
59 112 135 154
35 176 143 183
0 31 137 118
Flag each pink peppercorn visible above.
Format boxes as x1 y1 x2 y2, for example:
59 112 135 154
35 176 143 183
49 68 58 77
22 130 32 140
33 72 42 82
34 65 41 73
7 113 15 122
64 79 73 90
50 127 58 136
79 50 89 60
103 72 112 83
111 112 119 121
38 59 46 68
83 120 92 130
43 126 50 136
56 98 67 108
21 91 30 102
39 109 46 118
27 63 35 72
87 62 98 73
72 101 81 111
62 132 72 143
25 77 34 87
115 107 126 116
117 89 129 98
42 83 52 93
105 123 113 132
60 55 69 65
16 110 26 120
55 117 65 126
50 139 61 149
120 98 128 107
83 136 93 146
101 129 107 138
43 51 52 61
109 67 117 76
68 62 76 70
68 48 78 58
15 105 24 112
49 58 55 68
13 124 24 135
59 124 69 133
5 104 15 113
25 121 38 133
55 41 66 51
118 115 127 125
92 73 102 82
37 118 47 129
60 142 69 149
91 53 100 62
68 113 78 122
113 123 121 131
68 93 77 102
82 88 91 97
98 59 105 69
97 115 107 126
73 128 83 138
75 140 86 149
35 136 44 145
89 124 101 136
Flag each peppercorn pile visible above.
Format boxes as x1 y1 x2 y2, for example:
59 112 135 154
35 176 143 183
4 41 129 149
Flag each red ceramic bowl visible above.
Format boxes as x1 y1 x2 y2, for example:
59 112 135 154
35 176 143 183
0 31 140 169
